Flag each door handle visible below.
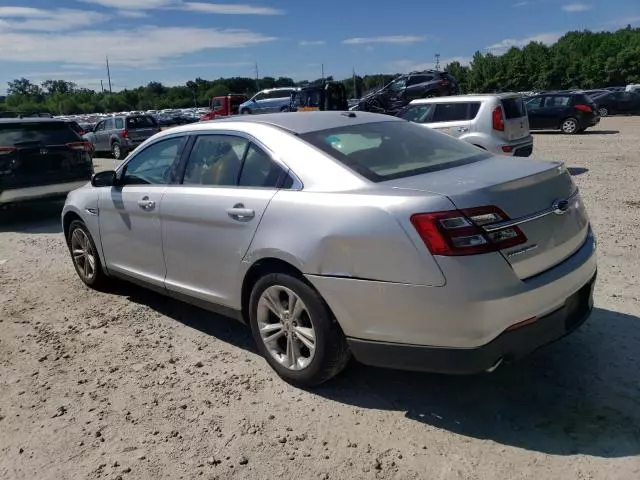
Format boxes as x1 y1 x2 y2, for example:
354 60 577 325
137 196 155 210
226 203 255 220
455 127 469 132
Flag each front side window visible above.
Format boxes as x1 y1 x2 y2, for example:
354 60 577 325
300 121 490 182
253 92 266 102
121 136 184 185
104 118 115 130
95 121 106 132
525 96 544 109
182 135 248 186
388 78 406 93
398 104 433 123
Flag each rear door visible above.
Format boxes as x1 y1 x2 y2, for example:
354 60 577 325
0 121 92 192
126 115 159 144
500 96 530 140
161 135 288 307
427 102 476 139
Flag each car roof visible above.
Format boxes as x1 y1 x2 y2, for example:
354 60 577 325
0 118 64 124
209 111 402 134
410 93 521 104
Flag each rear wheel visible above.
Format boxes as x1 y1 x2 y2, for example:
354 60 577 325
561 117 579 135
249 273 350 387
67 220 109 289
598 106 609 117
111 142 122 160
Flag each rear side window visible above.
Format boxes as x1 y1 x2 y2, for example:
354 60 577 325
238 144 286 188
432 102 479 122
501 97 527 119
407 75 434 86
0 122 80 146
299 121 490 183
126 116 157 129
544 96 571 107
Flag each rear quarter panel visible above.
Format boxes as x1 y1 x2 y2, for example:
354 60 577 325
244 189 454 287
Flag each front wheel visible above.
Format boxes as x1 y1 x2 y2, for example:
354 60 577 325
240 108 251 115
561 117 579 135
67 220 109 289
249 273 350 387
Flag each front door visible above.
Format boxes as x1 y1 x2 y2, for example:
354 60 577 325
92 120 107 150
162 135 287 308
525 96 545 129
98 136 186 286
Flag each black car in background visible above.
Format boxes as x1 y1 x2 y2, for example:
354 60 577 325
590 91 640 117
525 92 600 134
0 119 93 206
352 70 459 115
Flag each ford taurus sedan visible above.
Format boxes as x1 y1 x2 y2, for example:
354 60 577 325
62 111 597 386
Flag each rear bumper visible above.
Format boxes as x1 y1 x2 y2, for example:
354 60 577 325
347 272 596 374
0 180 88 204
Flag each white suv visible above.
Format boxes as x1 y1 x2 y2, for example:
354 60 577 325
397 93 534 157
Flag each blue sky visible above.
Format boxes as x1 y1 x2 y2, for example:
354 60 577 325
0 0 638 93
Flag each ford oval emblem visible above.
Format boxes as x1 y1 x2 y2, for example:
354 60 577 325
552 199 570 215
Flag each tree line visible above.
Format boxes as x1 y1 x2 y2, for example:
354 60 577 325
1 27 639 116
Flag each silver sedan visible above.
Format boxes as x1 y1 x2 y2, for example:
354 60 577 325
62 111 597 386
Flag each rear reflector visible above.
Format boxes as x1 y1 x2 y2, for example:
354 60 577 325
492 106 505 131
501 145 514 153
506 317 538 332
66 141 92 152
410 206 527 256
0 147 17 155
574 104 592 113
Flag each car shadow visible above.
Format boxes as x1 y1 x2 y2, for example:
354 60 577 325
568 167 589 176
312 307 640 458
532 130 619 135
0 200 64 234
104 281 257 353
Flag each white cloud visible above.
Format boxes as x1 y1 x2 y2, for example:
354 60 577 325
0 27 277 66
299 40 325 46
604 16 640 27
343 35 426 45
390 56 472 72
0 7 106 31
78 0 284 14
182 3 284 14
561 3 592 12
486 32 562 53
116 10 149 18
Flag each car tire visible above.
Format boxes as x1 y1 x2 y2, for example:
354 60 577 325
561 117 579 135
249 273 351 387
111 142 123 160
241 108 251 115
598 106 609 117
67 220 109 289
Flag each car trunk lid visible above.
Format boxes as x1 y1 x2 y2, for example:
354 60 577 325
498 96 530 141
386 156 590 279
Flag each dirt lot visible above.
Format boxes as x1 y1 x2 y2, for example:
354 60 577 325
1 117 639 480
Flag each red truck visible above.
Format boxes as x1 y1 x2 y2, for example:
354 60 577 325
200 94 247 121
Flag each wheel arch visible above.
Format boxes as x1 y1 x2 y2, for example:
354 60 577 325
62 206 108 271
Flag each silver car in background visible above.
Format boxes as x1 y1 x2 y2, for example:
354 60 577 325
62 112 596 386
398 93 534 157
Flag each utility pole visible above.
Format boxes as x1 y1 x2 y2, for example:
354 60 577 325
434 53 441 72
255 62 259 91
321 64 324 82
106 56 112 93
100 80 104 93
352 66 357 99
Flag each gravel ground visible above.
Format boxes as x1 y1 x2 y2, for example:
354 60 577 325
1 117 639 480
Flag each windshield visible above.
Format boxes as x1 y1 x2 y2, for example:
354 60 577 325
299 120 490 182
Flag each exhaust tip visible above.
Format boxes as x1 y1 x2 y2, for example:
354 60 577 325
485 357 504 373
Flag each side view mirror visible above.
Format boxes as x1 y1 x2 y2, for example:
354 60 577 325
91 170 117 187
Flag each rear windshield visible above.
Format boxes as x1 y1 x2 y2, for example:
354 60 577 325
0 122 80 146
501 97 527 119
571 93 596 106
299 121 490 182
126 116 157 129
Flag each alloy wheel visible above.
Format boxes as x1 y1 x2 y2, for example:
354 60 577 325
70 228 96 281
598 107 608 117
112 143 121 160
562 119 578 134
257 285 316 371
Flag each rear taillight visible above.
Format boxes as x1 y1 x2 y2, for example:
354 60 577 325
78 129 86 136
121 129 129 138
492 106 505 131
410 206 527 256
66 141 92 152
0 147 17 155
574 104 592 112
439 79 450 86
